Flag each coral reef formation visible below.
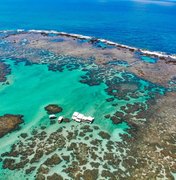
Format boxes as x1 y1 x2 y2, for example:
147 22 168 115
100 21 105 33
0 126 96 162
0 114 23 138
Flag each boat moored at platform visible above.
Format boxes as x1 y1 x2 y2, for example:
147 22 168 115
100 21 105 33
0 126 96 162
58 116 63 123
49 114 57 119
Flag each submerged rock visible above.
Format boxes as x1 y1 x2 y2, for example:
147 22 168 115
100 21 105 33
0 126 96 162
82 169 99 180
44 104 63 114
20 133 28 139
37 165 49 174
36 173 45 180
110 116 122 124
30 151 43 163
0 62 11 82
25 166 36 174
44 154 62 167
0 114 23 138
98 131 111 140
63 118 70 123
47 173 63 180
104 114 111 119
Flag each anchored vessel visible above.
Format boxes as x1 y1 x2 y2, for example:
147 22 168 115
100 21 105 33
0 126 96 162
49 114 57 119
72 112 94 123
58 116 63 123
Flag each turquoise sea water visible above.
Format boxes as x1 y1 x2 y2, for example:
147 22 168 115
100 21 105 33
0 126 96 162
0 59 128 142
0 54 166 144
0 58 131 178
141 56 157 63
0 0 176 54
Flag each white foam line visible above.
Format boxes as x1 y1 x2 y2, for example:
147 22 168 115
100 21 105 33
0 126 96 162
1 29 176 60
139 49 176 59
17 29 25 32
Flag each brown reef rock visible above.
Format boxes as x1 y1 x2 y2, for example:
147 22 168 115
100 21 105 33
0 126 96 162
44 104 63 114
0 62 11 82
0 114 23 138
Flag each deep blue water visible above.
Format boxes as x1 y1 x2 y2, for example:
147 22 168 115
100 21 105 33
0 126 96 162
0 0 176 54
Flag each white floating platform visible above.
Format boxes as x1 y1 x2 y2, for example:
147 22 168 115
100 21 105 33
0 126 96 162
72 112 94 123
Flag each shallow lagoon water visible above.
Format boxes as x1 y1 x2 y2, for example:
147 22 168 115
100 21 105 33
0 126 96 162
0 59 129 179
141 56 157 63
0 59 128 143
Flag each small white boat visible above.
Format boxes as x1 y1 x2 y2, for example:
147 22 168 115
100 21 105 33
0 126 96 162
58 116 63 123
49 114 57 119
72 112 94 123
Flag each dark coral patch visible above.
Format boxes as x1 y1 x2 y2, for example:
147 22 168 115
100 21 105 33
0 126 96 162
0 114 23 138
98 131 111 140
44 104 63 114
0 61 11 82
47 173 63 180
44 154 62 167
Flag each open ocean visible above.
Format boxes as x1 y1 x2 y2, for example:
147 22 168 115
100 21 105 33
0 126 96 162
0 0 176 54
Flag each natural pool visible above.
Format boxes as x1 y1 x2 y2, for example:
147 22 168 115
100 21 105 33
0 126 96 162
141 56 157 63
